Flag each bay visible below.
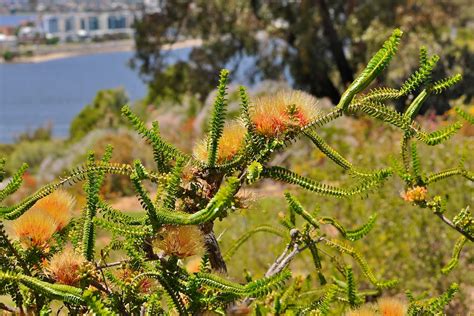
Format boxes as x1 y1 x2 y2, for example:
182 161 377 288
0 49 190 144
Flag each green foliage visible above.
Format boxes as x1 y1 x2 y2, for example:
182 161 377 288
305 131 353 171
196 269 291 297
399 54 439 96
452 207 473 240
455 106 474 124
422 121 463 146
344 266 360 308
338 29 403 111
266 166 389 198
407 283 459 315
441 236 467 275
319 214 378 242
154 177 240 225
323 238 397 289
207 69 230 167
121 105 189 164
83 290 115 315
69 88 129 141
431 74 463 95
246 161 263 184
411 142 422 182
162 157 185 210
0 163 28 202
81 148 112 261
0 158 5 182
224 225 287 261
0 271 84 305
285 193 320 228
301 284 338 315
132 1 473 111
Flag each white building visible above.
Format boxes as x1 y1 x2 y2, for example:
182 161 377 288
40 11 138 42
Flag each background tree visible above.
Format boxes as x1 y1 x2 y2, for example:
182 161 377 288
132 0 473 112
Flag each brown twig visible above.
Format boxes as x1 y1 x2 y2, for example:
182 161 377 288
435 212 473 242
0 303 18 313
240 229 323 308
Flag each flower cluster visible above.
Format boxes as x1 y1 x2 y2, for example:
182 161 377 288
12 190 75 248
402 186 428 203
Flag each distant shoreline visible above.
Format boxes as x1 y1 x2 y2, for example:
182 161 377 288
1 39 202 64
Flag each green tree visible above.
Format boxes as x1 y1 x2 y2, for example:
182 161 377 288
132 0 473 112
69 88 129 141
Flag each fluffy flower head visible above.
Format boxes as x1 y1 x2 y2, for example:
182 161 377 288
35 190 75 230
153 225 204 258
13 210 57 248
194 121 246 164
46 246 85 285
251 90 320 137
378 297 407 316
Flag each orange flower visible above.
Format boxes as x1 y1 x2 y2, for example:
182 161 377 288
194 120 246 164
185 257 202 273
46 246 85 285
13 210 57 248
35 190 75 230
153 225 205 259
378 297 407 316
402 186 428 203
251 90 320 137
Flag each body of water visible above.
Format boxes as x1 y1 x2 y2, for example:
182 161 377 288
0 51 145 143
0 45 269 144
0 49 193 143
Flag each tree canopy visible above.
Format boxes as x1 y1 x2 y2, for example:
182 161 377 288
131 0 473 113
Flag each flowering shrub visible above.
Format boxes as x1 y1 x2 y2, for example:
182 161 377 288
0 29 472 315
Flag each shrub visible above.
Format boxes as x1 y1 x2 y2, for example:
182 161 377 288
2 50 17 61
69 88 129 142
0 29 472 315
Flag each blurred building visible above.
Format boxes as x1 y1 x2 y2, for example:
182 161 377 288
40 11 137 41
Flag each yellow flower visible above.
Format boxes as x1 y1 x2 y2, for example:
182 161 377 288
46 246 85 285
153 225 205 259
378 297 407 316
194 121 246 164
250 90 320 137
35 190 75 230
13 210 57 248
